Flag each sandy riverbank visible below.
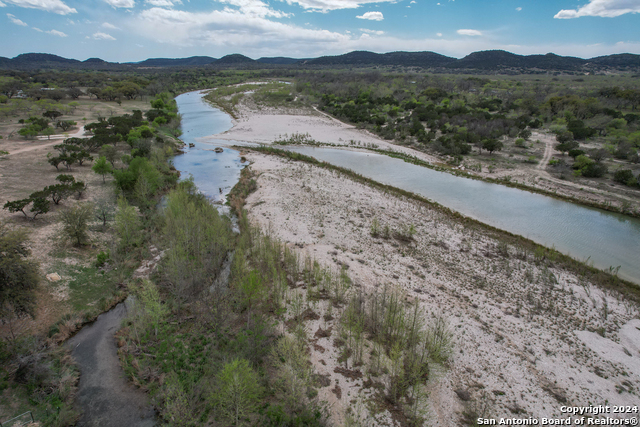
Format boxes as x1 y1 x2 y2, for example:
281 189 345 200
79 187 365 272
242 151 640 426
201 100 441 165
204 95 640 216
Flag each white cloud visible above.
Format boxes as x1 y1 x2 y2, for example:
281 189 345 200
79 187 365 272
101 22 120 29
103 0 135 8
457 28 482 36
146 0 181 6
129 7 348 51
356 11 383 20
7 12 27 25
120 4 640 60
32 26 43 31
0 1 5 6
279 0 396 12
219 0 291 18
555 0 640 19
92 31 116 40
360 28 384 35
47 29 67 36
1 0 76 14
516 7 522 11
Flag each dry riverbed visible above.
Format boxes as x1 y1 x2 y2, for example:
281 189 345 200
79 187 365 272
242 151 640 426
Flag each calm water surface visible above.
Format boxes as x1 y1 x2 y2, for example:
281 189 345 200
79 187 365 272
173 91 244 202
175 91 640 284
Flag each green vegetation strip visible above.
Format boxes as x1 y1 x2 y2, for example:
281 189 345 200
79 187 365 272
239 145 640 301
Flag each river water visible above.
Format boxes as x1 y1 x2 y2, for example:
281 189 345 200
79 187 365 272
174 91 640 284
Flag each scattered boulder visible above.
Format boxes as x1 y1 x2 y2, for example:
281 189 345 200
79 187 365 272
214 147 223 153
455 388 472 401
46 273 61 282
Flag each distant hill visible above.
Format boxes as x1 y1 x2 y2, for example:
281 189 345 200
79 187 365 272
83 57 107 64
257 57 303 65
0 50 638 72
13 53 80 64
134 56 217 67
216 54 255 64
306 50 456 67
588 53 640 68
451 50 586 70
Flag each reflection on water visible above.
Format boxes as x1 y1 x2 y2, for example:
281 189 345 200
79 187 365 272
173 91 245 203
175 90 640 284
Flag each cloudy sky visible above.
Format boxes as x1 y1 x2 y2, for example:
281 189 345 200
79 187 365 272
1 0 640 61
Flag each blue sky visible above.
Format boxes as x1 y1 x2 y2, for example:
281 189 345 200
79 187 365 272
1 0 640 61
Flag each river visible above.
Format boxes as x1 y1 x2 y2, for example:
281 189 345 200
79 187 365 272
174 91 640 285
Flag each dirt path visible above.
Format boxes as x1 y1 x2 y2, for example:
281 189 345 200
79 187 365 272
527 131 639 204
536 131 555 170
67 300 156 427
5 126 87 156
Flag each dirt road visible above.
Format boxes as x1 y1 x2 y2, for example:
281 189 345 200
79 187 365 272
5 126 87 156
536 131 555 170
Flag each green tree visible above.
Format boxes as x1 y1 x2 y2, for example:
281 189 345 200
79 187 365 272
0 224 39 335
94 198 115 229
482 138 503 155
215 359 263 426
43 110 63 121
60 203 93 246
137 280 168 336
92 156 113 183
161 186 234 298
115 196 141 252
67 88 83 100
568 149 585 160
100 144 118 166
555 140 579 156
18 125 39 139
555 130 574 144
3 197 50 220
41 127 56 140
58 120 76 132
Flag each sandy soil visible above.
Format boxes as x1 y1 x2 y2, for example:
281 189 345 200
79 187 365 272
204 100 440 166
0 99 131 338
207 94 639 215
243 152 640 426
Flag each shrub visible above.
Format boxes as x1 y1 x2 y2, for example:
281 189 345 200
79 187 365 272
160 186 234 298
92 156 113 183
214 359 263 426
613 169 637 186
0 224 39 321
59 203 93 246
115 196 142 252
96 251 110 267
